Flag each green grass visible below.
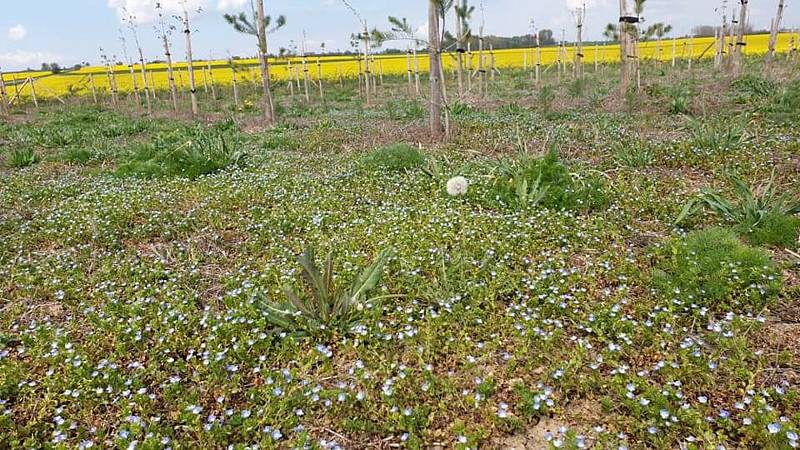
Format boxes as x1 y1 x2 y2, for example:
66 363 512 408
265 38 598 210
115 126 247 179
651 228 781 314
6 147 40 168
0 60 798 450
360 143 425 171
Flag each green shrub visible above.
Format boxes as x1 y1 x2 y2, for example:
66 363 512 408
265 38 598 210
489 147 607 211
116 126 247 179
537 86 556 114
6 148 40 168
361 143 425 171
731 74 776 104
257 247 395 339
667 84 692 114
386 99 425 120
611 139 655 168
766 80 800 123
60 147 93 164
677 171 800 247
738 212 800 248
651 228 781 314
567 77 590 98
686 117 747 152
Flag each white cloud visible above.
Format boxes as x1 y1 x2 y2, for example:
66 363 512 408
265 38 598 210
107 0 208 24
8 24 27 41
217 0 247 11
0 50 62 70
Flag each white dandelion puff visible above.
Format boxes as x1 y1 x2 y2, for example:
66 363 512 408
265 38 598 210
446 176 469 197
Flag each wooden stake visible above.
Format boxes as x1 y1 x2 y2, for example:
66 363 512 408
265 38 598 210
230 59 239 107
28 76 38 108
0 68 9 115
765 0 785 67
317 57 324 99
89 74 98 104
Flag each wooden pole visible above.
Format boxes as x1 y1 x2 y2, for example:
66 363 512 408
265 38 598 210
230 59 239 107
28 76 38 109
317 57 324 99
765 0 785 67
207 61 217 99
0 68 9 115
428 0 443 138
88 74 98 104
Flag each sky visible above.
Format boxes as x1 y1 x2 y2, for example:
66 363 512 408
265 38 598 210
1 0 798 71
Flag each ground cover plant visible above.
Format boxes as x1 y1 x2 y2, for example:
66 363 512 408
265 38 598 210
1 55 799 450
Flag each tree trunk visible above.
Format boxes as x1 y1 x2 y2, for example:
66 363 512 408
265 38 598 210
162 35 179 113
128 64 141 111
428 0 443 139
89 74 98 104
618 0 633 93
183 8 199 116
455 9 465 97
765 0 785 67
255 0 275 124
363 24 371 106
230 59 240 107
732 1 748 76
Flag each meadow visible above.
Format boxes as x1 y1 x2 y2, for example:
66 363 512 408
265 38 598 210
1 49 800 450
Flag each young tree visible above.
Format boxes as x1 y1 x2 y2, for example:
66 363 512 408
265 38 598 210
224 2 286 124
618 0 637 92
454 1 475 97
123 9 153 113
340 0 373 105
180 0 200 116
118 28 142 111
155 2 179 113
388 17 423 96
646 22 672 65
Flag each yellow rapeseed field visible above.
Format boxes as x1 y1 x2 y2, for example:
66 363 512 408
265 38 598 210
2 33 796 101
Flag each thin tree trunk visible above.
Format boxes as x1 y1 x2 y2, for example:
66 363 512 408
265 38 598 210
732 0 748 76
162 35 179 113
765 0 785 67
182 7 198 116
619 0 633 93
672 36 677 67
477 33 485 97
317 57 324 99
413 46 421 96
208 62 217 99
428 0 443 139
107 64 119 107
302 52 310 102
230 59 240 107
362 24 371 106
455 9 465 97
405 49 414 95
128 64 141 111
89 74 98 104
255 0 275 124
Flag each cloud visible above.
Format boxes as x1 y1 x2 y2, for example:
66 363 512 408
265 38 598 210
217 0 247 11
8 24 27 41
0 50 63 70
107 0 209 24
